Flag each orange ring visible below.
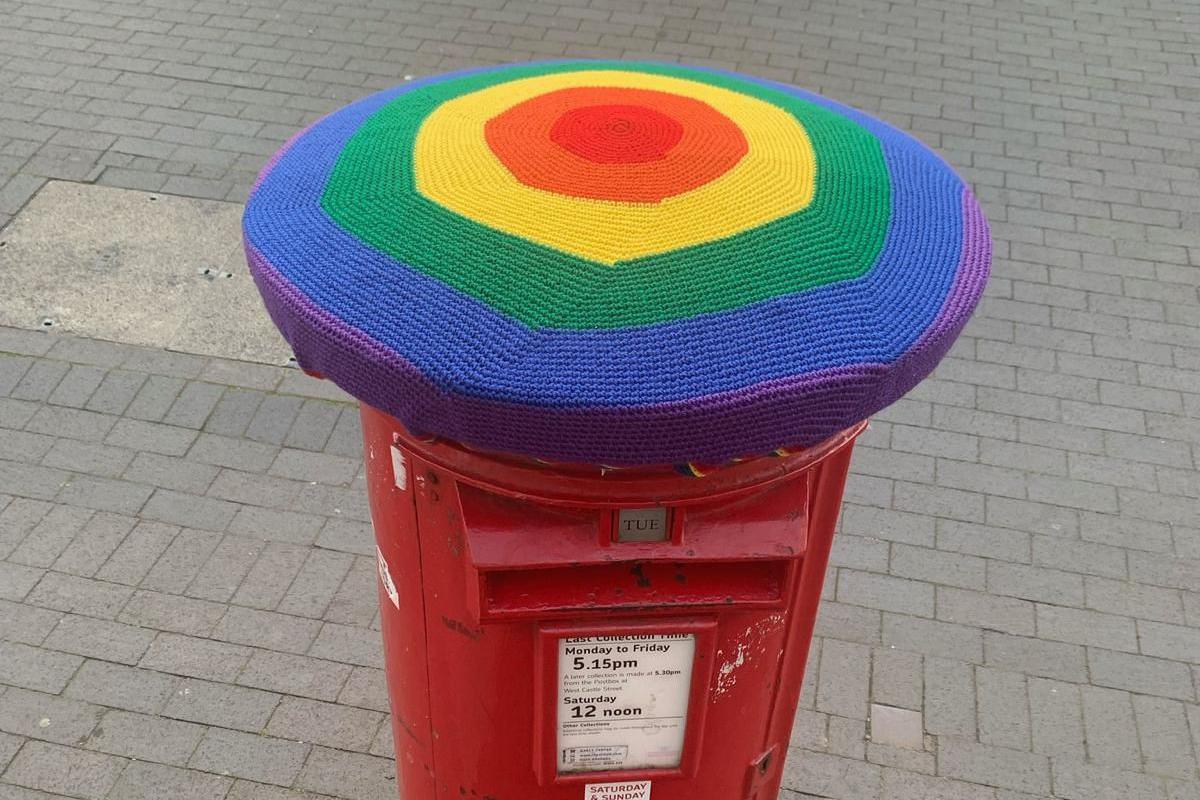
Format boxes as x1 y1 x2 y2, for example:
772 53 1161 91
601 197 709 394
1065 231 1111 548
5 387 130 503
485 86 748 203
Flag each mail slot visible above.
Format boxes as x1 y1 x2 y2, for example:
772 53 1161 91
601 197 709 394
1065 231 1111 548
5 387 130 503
362 404 864 800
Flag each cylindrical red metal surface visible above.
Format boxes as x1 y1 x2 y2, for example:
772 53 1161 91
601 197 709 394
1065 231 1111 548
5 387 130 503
362 403 863 800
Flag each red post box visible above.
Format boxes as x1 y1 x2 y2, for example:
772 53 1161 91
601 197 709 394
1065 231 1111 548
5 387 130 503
363 405 865 800
243 59 989 800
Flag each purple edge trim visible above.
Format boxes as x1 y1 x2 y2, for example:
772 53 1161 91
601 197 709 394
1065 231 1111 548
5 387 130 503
244 190 989 466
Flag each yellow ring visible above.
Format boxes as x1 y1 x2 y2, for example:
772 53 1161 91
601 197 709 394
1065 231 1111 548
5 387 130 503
414 70 816 265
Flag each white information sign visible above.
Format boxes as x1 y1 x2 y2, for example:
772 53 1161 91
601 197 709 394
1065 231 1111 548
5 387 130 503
584 780 651 800
557 634 695 774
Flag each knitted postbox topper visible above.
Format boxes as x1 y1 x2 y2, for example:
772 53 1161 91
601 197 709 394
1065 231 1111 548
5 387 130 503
243 61 990 466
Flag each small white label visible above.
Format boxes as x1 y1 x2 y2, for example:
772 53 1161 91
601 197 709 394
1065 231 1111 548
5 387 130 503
390 444 407 490
615 508 669 542
584 781 650 800
558 634 695 774
376 546 399 609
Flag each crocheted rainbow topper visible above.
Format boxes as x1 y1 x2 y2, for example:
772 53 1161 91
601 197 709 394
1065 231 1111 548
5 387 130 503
243 61 990 466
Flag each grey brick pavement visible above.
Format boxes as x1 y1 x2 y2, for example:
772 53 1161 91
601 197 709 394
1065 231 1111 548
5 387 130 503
1 0 1199 799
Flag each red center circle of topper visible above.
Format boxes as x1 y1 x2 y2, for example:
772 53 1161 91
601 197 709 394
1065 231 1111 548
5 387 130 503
485 86 749 203
549 104 684 164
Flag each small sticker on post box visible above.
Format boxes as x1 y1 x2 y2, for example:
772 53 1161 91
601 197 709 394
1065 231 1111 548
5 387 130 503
584 780 650 800
558 634 695 774
390 444 407 490
376 546 399 610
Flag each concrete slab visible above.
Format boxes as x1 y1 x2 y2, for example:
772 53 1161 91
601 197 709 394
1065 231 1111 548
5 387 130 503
870 704 925 750
0 181 290 365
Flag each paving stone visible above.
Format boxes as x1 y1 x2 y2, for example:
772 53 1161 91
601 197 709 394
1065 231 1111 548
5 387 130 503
1088 647 1195 701
202 388 266 437
1080 685 1144 772
139 489 237 531
85 370 148 415
1084 576 1185 625
321 557 378 627
1137 620 1200 663
0 687 101 745
106 761 232 800
2 740 125 800
838 570 935 618
336 667 389 713
868 704 923 751
294 747 398 800
0 599 58 649
883 615 983 664
1035 605 1139 653
162 381 224 429
42 614 155 665
987 562 1084 607
117 589 225 637
284 400 341 452
9 361 68 403
227 505 324 546
781 750 882 800
1051 759 1169 800
140 528 221 592
56 474 153 515
983 632 1087 683
307 623 384 670
870 648 923 711
237 650 353 703
48 512 135 577
938 737 1050 795
24 406 118 443
7 505 92 568
314 518 374 557
937 587 1036 637
0 731 22 775
188 728 309 787
0 563 45 602
45 365 104 408
212 606 322 655
139 632 251 682
125 375 186 421
0 460 70 502
878 768 997 800
244 394 304 445
162 678 280 732
924 658 976 738
230 541 311 611
1131 695 1196 780
815 639 871 720
187 432 278 472
25 572 133 619
105 417 198 456
93 520 178 586
64 660 178 716
225 783 338 800
266 697 383 753
183 535 264 603
976 667 1031 751
269 449 358 486
1027 678 1085 761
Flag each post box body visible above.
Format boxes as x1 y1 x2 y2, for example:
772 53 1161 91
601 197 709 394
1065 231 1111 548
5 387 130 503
361 404 862 800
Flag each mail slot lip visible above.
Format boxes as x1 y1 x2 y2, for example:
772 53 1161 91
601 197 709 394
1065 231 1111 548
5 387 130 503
479 559 795 621
396 420 866 508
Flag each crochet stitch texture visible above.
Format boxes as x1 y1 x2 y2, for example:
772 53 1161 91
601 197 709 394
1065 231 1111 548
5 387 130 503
243 60 991 466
